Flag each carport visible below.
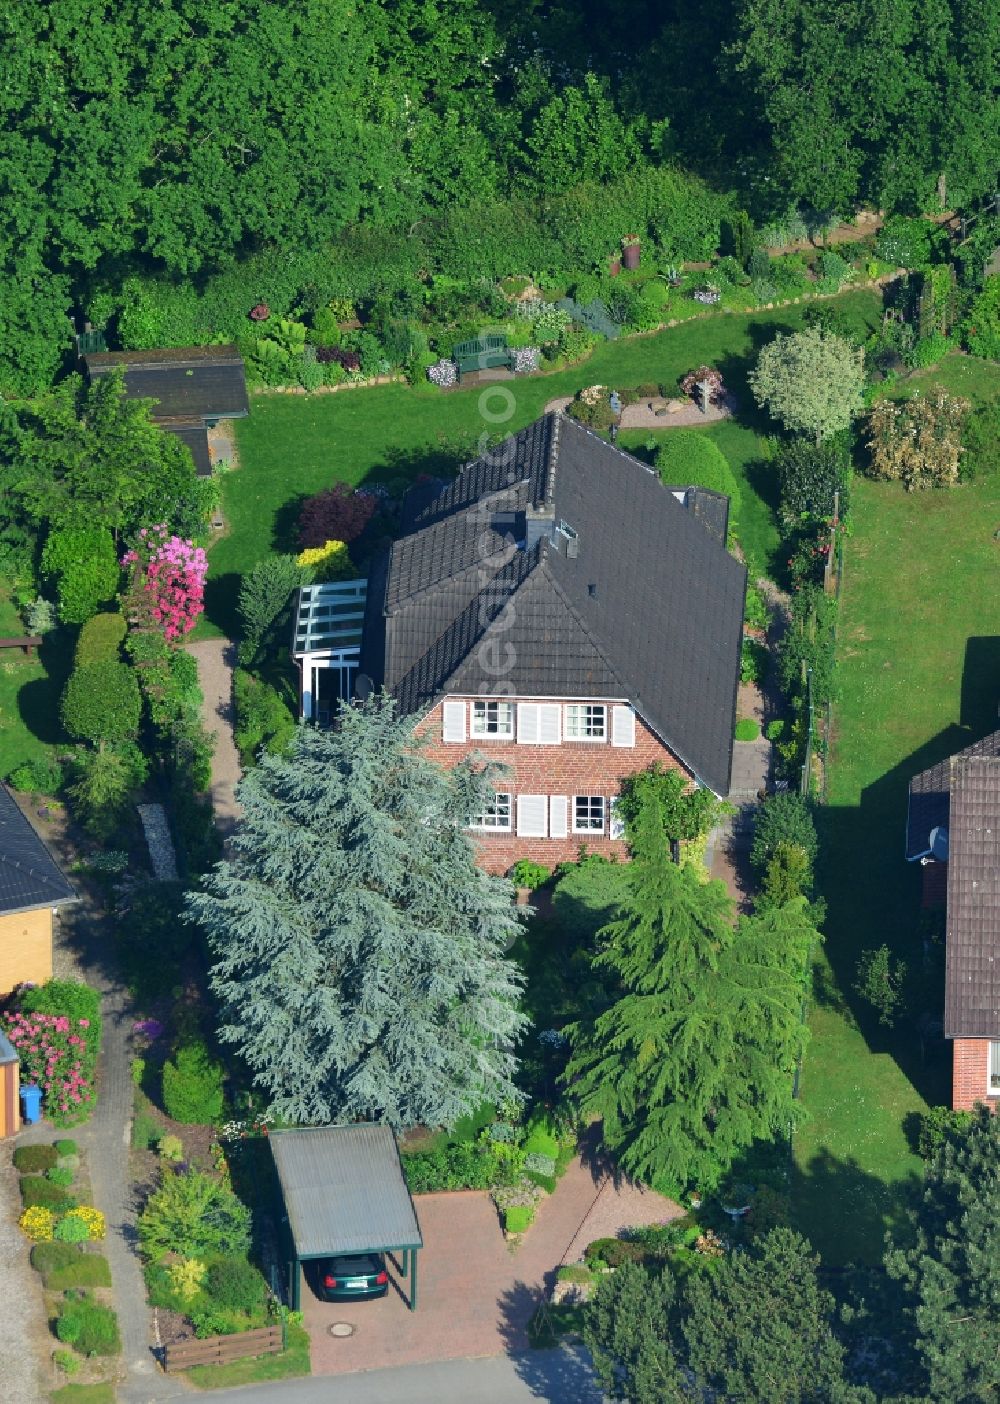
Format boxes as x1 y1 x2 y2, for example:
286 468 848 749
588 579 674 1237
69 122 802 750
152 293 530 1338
270 1124 423 1311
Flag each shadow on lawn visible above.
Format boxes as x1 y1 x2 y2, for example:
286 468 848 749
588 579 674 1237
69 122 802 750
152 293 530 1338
792 1143 921 1265
815 634 1000 1108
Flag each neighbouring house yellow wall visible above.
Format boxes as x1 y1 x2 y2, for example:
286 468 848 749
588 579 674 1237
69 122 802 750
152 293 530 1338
0 907 53 995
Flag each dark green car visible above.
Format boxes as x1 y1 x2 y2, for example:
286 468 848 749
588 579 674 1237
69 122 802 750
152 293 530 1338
314 1252 389 1302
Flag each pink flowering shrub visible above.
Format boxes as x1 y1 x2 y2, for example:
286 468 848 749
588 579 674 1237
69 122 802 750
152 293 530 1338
4 1010 100 1127
123 524 207 641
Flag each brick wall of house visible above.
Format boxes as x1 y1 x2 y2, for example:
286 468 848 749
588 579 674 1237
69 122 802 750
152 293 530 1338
951 1038 1000 1112
416 696 692 874
0 907 53 996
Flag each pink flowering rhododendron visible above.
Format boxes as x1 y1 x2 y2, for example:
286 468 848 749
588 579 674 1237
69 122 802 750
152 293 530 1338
3 1012 99 1127
123 523 207 642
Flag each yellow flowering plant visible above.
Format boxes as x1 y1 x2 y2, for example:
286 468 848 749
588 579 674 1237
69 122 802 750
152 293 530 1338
19 1205 56 1241
167 1257 207 1302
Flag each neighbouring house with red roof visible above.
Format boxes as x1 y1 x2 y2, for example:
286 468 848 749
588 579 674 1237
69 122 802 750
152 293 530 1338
906 730 1000 1110
292 413 745 873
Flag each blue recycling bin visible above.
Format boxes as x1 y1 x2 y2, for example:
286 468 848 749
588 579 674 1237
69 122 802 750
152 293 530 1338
20 1083 42 1125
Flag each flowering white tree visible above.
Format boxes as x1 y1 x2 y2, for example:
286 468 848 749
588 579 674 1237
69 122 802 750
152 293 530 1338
749 327 864 442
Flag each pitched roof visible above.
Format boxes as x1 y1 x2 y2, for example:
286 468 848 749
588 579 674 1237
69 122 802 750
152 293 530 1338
270 1125 422 1259
362 413 746 795
0 786 77 916
943 756 1000 1038
906 730 1000 859
84 345 249 425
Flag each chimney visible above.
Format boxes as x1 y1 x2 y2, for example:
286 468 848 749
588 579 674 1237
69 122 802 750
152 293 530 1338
524 505 554 552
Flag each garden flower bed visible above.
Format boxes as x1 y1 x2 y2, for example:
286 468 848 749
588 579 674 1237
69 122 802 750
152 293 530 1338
14 1138 120 1389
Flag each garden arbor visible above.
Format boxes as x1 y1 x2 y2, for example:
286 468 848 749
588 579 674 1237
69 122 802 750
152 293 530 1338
271 1124 423 1311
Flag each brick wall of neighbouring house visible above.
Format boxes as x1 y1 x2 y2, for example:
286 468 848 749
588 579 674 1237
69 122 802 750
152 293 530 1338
0 907 53 995
416 698 692 874
951 1038 1000 1112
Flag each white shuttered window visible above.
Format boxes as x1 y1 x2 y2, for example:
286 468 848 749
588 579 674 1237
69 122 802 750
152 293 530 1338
516 794 548 837
549 796 569 838
611 704 636 747
442 698 466 743
517 702 561 744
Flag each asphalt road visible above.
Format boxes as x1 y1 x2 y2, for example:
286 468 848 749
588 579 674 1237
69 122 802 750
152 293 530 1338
125 1346 606 1404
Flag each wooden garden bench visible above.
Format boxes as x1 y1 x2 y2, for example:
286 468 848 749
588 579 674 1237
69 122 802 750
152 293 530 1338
0 636 42 656
454 334 512 381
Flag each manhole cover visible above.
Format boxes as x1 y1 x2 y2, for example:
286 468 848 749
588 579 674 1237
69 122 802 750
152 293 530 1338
328 1322 355 1338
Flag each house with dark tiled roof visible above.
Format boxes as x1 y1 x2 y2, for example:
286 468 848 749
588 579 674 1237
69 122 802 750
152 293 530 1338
294 413 745 872
0 784 76 994
906 730 1000 1109
85 345 249 477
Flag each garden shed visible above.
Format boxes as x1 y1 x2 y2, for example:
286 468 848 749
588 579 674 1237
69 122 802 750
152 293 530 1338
270 1124 423 1311
84 344 249 476
0 1031 18 1137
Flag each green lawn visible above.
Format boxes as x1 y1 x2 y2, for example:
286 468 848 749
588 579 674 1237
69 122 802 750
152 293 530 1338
792 470 1000 1262
0 594 68 780
204 290 882 636
890 349 1000 406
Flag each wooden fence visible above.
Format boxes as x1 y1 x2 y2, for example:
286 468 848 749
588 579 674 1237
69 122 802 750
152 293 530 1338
164 1324 284 1371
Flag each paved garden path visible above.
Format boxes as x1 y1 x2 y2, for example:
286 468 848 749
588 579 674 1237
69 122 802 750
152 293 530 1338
187 637 242 836
13 806 188 1401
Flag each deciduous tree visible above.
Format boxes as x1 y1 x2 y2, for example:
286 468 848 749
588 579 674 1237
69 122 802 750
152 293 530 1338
749 327 864 443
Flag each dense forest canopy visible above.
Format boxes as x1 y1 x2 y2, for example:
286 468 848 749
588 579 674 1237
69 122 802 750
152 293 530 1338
2 0 998 393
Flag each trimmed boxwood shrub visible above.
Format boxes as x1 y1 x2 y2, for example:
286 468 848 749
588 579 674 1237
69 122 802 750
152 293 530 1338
13 1144 58 1173
504 1205 535 1233
656 432 741 523
47 1254 112 1290
20 1176 77 1212
61 662 142 744
735 718 761 741
31 1241 81 1275
74 612 126 667
55 1291 121 1356
205 1255 267 1313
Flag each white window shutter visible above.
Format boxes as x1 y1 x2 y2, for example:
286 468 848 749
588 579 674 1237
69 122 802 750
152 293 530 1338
442 698 466 743
612 704 636 747
549 796 568 838
538 703 562 744
517 794 548 837
610 797 625 840
517 702 541 744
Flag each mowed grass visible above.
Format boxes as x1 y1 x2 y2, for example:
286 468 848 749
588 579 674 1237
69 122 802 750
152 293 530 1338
793 469 1000 1262
203 290 882 635
0 592 69 780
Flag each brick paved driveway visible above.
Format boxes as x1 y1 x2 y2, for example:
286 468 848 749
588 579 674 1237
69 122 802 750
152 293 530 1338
305 1161 680 1376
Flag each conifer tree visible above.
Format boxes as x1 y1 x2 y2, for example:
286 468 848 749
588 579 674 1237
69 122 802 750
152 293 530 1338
563 797 812 1189
187 695 527 1128
885 1105 1000 1400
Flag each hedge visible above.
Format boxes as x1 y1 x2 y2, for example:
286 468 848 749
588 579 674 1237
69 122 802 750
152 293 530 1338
656 432 741 522
20 1176 77 1212
31 1240 82 1274
47 1254 112 1291
73 612 126 668
13 1144 58 1173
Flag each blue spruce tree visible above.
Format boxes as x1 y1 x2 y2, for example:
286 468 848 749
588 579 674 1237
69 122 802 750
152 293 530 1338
187 695 527 1128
